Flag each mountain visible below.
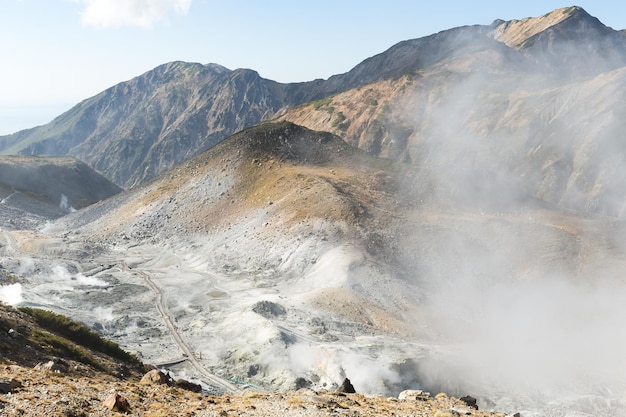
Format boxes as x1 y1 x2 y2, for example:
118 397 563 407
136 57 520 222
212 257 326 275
0 62 296 188
3 7 624 191
0 155 122 229
279 6 626 218
491 6 626 76
39 121 622 400
4 7 626 415
55 121 405 283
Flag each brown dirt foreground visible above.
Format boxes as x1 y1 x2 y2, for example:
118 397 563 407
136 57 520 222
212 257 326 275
0 365 513 417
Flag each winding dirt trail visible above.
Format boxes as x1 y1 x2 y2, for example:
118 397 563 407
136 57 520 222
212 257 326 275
121 262 241 394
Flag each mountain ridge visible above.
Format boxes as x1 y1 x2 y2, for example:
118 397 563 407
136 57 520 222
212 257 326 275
2 6 622 189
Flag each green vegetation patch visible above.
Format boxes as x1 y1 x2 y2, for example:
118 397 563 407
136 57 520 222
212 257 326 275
28 328 100 369
18 307 141 366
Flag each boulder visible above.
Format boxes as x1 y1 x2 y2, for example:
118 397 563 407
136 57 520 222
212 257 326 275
459 395 478 410
175 378 202 393
0 379 21 394
398 389 431 401
252 300 286 318
140 369 172 385
103 392 131 413
451 405 474 415
34 360 66 373
337 377 356 393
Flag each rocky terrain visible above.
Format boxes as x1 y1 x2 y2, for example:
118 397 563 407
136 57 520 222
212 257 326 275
2 6 626 417
0 303 514 416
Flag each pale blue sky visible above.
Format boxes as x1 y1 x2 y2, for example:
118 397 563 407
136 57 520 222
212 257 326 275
0 1 623 135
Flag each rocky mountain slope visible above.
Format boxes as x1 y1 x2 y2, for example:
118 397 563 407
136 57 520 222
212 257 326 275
280 6 626 218
0 155 122 229
3 7 625 193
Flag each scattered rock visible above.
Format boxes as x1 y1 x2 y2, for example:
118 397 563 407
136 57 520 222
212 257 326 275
507 413 522 417
451 405 474 415
34 360 65 373
398 389 431 401
336 377 356 393
103 392 131 413
459 395 478 410
0 379 21 394
252 300 286 318
140 369 172 385
174 378 202 392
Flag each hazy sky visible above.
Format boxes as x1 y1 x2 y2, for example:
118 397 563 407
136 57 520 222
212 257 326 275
0 1 623 135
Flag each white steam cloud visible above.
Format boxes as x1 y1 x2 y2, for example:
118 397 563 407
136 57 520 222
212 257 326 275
78 0 192 29
389 35 626 415
0 283 23 306
16 256 35 276
60 194 76 213
49 264 108 287
287 344 401 394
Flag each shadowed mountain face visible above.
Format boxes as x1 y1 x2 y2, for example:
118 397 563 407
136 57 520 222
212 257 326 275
2 7 625 193
0 155 122 229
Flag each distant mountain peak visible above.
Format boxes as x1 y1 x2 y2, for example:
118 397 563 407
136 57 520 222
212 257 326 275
204 62 231 74
489 6 602 49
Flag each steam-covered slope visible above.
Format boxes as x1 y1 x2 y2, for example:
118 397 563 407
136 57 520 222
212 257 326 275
0 155 122 229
